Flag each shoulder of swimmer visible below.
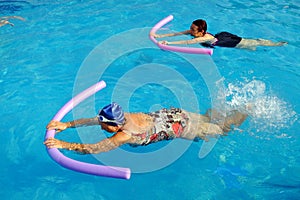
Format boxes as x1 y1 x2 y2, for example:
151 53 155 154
121 113 154 133
194 33 216 42
110 130 133 146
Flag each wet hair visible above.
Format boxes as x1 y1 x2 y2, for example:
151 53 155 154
192 19 207 34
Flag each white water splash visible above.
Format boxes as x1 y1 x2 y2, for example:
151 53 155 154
225 80 266 109
248 95 297 132
218 80 297 133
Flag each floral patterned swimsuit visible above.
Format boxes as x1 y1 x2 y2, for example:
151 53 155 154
129 108 189 146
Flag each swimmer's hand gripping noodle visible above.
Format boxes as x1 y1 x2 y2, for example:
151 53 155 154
149 15 213 55
44 81 131 179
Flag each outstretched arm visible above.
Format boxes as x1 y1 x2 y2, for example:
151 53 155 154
46 117 99 133
44 131 132 154
160 36 215 45
151 30 190 38
160 38 200 45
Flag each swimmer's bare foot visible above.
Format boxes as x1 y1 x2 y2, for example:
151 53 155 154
276 41 288 46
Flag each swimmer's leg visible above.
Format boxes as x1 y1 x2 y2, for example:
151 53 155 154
201 122 224 138
181 122 224 141
255 39 287 46
182 109 247 141
236 38 287 50
0 16 25 27
205 109 225 122
0 20 13 27
180 112 223 141
220 110 248 132
11 16 25 21
1 16 25 21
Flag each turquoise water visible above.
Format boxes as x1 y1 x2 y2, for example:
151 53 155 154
1 0 299 199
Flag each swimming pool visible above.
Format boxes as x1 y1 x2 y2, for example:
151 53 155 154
1 0 299 199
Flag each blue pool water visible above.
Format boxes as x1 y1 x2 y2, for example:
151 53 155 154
1 0 299 199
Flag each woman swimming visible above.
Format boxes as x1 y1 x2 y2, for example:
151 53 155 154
151 19 287 50
44 102 247 154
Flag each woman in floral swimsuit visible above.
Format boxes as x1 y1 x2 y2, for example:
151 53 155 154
44 102 247 154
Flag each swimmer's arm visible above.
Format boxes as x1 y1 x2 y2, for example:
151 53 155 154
152 30 190 38
44 131 132 154
164 37 213 45
67 117 100 128
46 117 99 133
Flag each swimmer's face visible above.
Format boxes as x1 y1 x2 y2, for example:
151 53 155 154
190 24 204 37
100 122 120 133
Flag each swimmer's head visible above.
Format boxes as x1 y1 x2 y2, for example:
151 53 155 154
98 102 125 126
190 19 207 37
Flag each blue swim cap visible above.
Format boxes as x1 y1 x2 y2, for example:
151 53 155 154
98 102 125 125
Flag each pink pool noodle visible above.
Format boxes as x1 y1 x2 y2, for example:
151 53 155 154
150 15 213 55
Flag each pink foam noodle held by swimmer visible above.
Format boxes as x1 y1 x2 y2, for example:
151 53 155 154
150 15 213 55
